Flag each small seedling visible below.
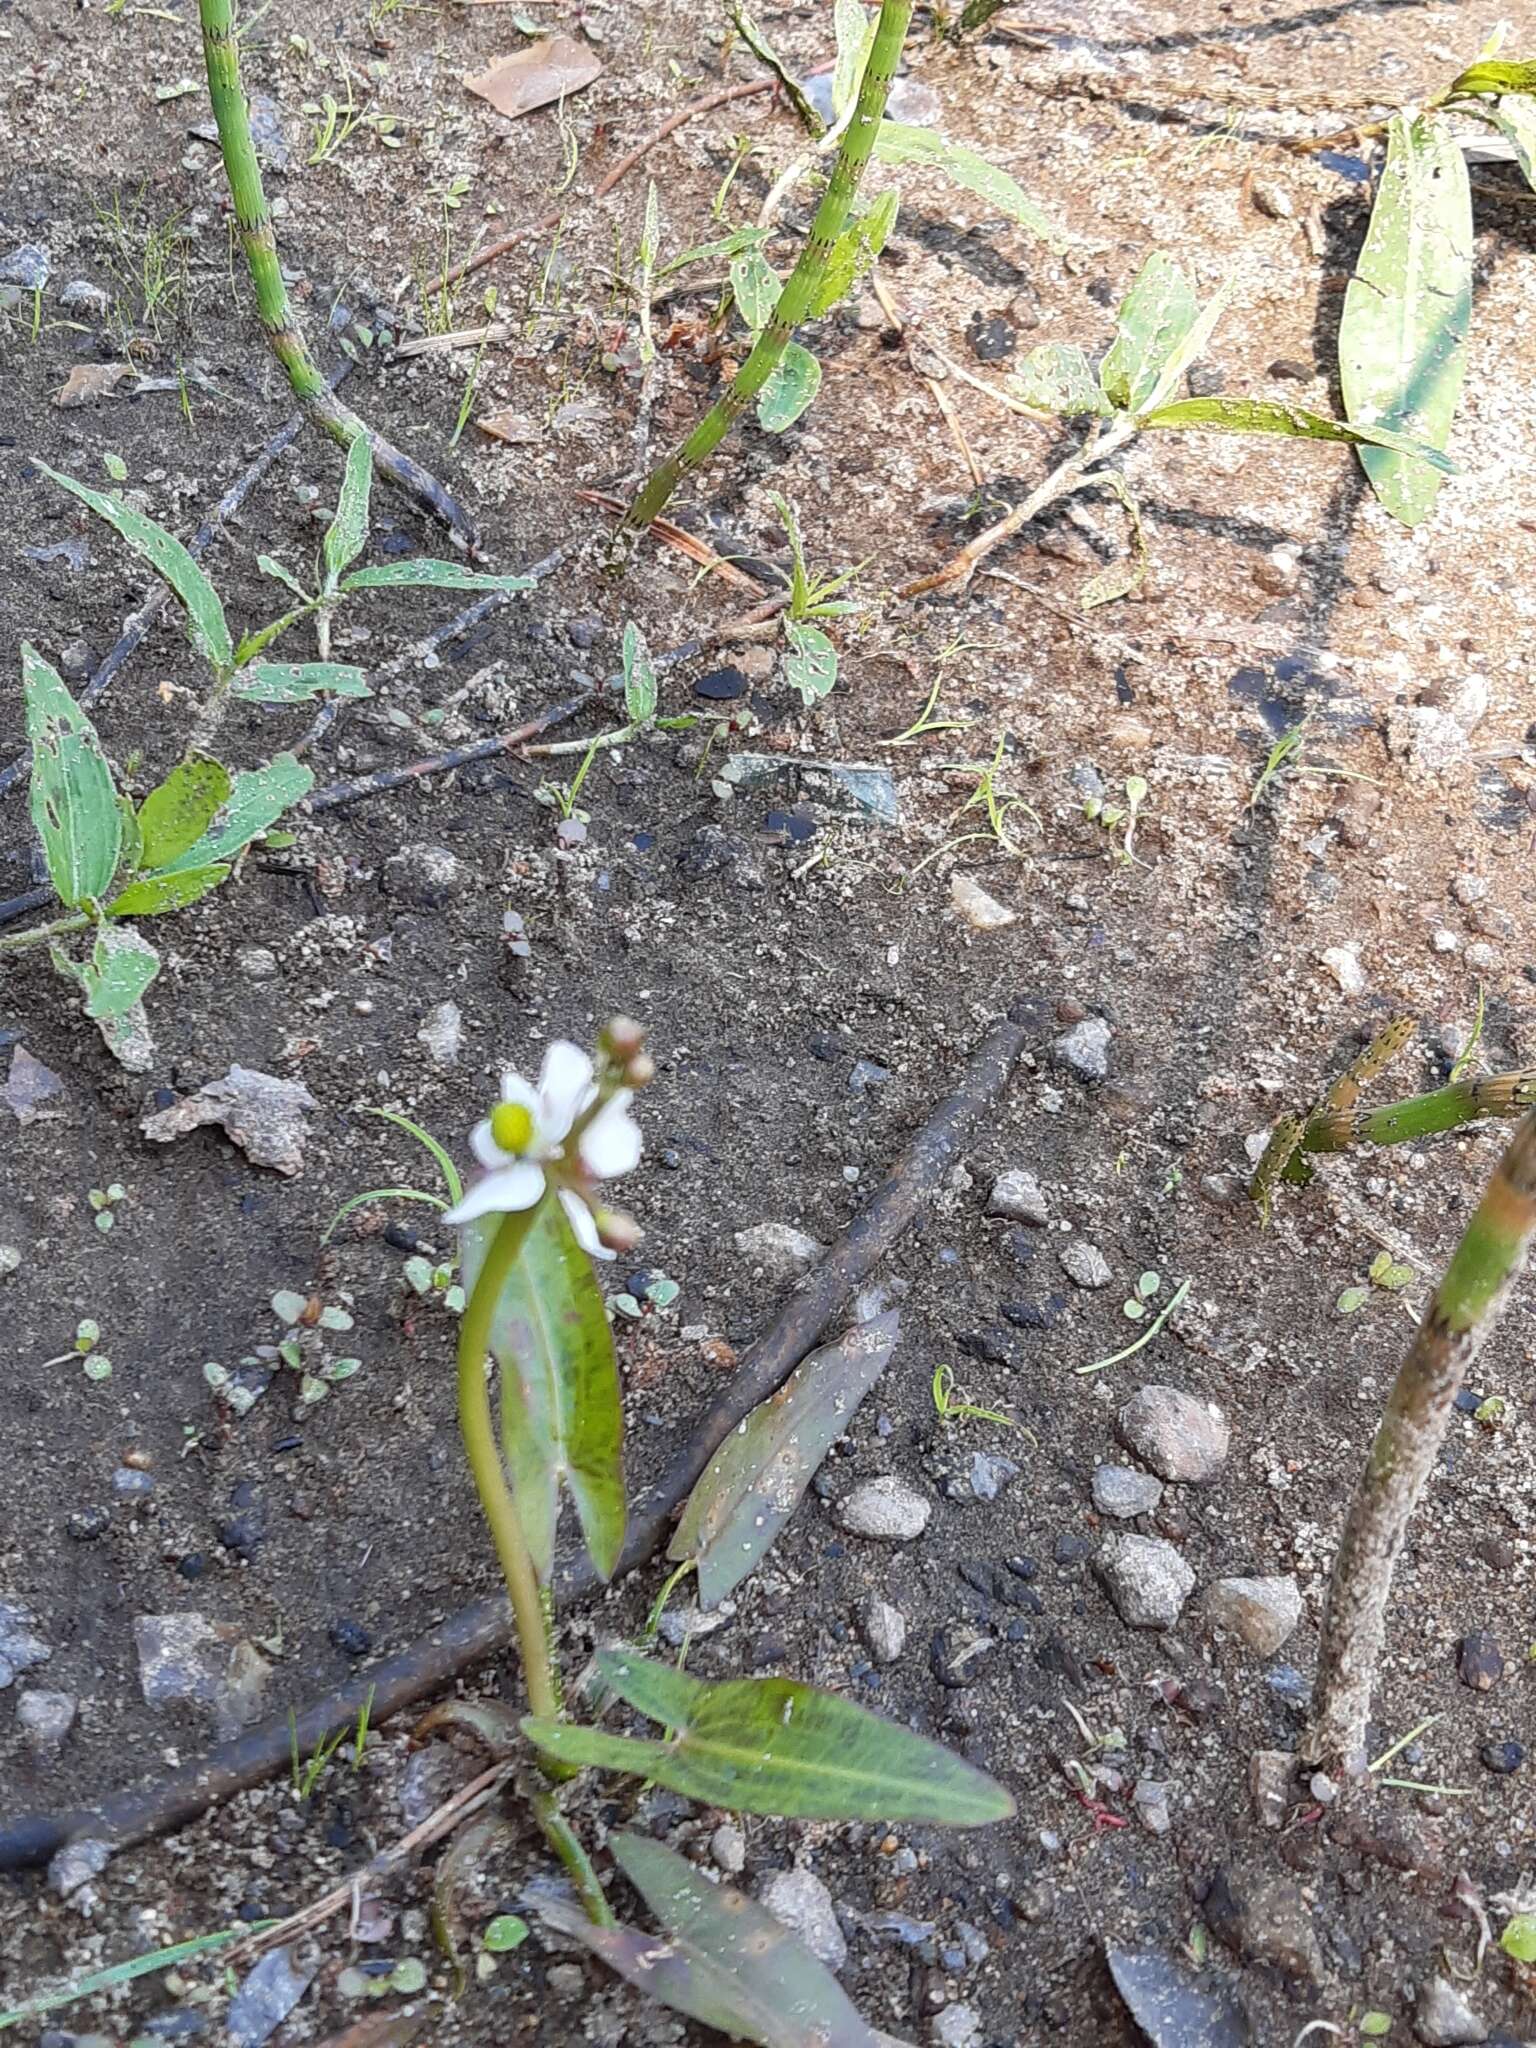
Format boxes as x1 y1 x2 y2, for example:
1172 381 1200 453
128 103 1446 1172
1083 775 1149 865
1120 1270 1162 1321
269 1290 361 1405
912 732 1039 880
931 1362 1013 1427
1076 1276 1191 1377
43 1319 112 1381
1248 717 1378 810
1336 1249 1415 1315
765 491 879 706
610 1271 680 1320
403 1254 466 1315
87 1183 128 1234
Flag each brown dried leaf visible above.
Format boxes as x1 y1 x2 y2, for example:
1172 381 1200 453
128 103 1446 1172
465 34 602 119
53 363 135 409
477 407 540 446
140 1064 318 1175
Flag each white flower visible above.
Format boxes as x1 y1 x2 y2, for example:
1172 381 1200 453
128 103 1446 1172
444 1040 642 1256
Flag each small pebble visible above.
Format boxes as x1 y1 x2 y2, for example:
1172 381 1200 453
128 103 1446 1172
710 1822 746 1875
1096 1533 1195 1629
1203 1575 1302 1656
1458 1630 1503 1692
236 947 280 981
1059 1240 1112 1290
987 1169 1048 1227
1479 1739 1524 1775
1053 1016 1112 1083
835 1477 931 1541
950 872 1016 931
329 1618 372 1658
1091 1466 1163 1520
1117 1384 1230 1484
758 1867 846 1971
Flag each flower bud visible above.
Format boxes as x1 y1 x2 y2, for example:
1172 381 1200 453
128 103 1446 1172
601 1015 646 1062
594 1206 643 1254
624 1051 656 1089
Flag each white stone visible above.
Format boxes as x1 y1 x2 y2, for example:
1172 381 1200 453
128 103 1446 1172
1205 1575 1302 1656
16 1688 77 1759
1097 1534 1195 1629
758 1867 846 1970
835 1477 931 1541
950 872 1016 930
932 2003 984 2048
1060 1240 1112 1289
1415 1973 1488 2045
1321 945 1366 996
733 1221 825 1283
1054 1015 1112 1082
710 1822 746 1876
860 1594 907 1664
416 1000 463 1067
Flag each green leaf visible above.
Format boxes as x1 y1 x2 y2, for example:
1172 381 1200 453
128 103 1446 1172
103 452 128 482
461 1195 625 1584
831 0 875 118
622 621 657 724
53 925 161 1020
730 243 781 331
1463 91 1536 189
340 560 534 594
1338 112 1471 525
257 553 311 602
538 1835 881 2048
1099 252 1198 413
806 189 899 319
873 123 1067 252
1358 2015 1392 2040
758 343 822 432
21 644 121 908
1336 1286 1370 1314
231 662 372 703
1502 1913 1536 1963
524 1648 1016 1824
106 864 229 917
1140 276 1233 417
1141 396 1457 468
324 434 373 588
660 224 768 279
1009 343 1114 417
483 1915 529 1954
1448 58 1536 96
161 753 314 873
136 757 231 869
784 618 837 702
670 1311 899 1607
32 461 233 674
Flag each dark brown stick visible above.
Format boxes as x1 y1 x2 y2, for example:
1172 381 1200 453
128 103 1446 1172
0 998 1046 1871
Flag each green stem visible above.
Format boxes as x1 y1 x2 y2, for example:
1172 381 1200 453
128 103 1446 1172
1305 1109 1536 1770
456 1205 561 1724
625 0 915 529
1303 1070 1536 1153
0 910 92 958
196 0 476 544
533 1788 614 1926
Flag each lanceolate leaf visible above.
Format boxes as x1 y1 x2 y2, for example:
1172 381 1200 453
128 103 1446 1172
622 622 657 724
542 1836 881 2048
340 560 534 594
323 434 374 588
831 0 876 119
873 123 1067 252
1009 343 1113 417
231 662 372 703
1447 58 1536 97
106 864 229 917
22 644 121 908
1099 252 1198 414
670 1311 899 1607
1338 113 1471 525
1462 92 1536 188
1076 471 1147 611
1140 276 1233 416
161 753 314 873
461 1196 624 1583
523 1648 1016 1824
136 757 232 869
806 189 899 318
757 343 822 432
33 461 233 674
1143 395 1458 468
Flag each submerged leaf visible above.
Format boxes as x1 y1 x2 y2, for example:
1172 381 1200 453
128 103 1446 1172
22 644 121 907
523 1648 1015 1824
670 1311 899 1606
461 1196 624 1583
1338 113 1471 524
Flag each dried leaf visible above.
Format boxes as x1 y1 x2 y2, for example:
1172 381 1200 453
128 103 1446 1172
140 1065 318 1175
477 408 540 446
465 35 603 119
53 363 135 409
670 1311 899 1606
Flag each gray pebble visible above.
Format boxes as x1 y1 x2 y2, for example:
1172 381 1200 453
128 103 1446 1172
835 1477 931 1541
17 1688 78 1759
59 278 110 317
986 1169 1048 1226
0 243 50 289
1116 1384 1230 1484
1414 1973 1488 2046
0 1600 52 1689
732 1220 824 1283
381 843 470 908
1096 1533 1195 1629
758 1867 846 1971
859 1594 907 1665
1053 1015 1112 1083
1091 1465 1163 1519
710 1822 746 1875
1204 1575 1302 1656
236 947 280 981
1059 1240 1112 1290
931 2003 983 2048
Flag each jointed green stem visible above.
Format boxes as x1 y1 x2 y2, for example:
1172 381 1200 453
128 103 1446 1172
533 1788 614 1927
197 0 476 545
456 1205 562 1724
1303 1070 1536 1153
625 0 915 528
1307 1110 1536 1769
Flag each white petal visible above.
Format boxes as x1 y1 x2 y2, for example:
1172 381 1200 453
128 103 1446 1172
444 1160 546 1225
561 1188 614 1260
579 1094 642 1179
498 1072 541 1115
470 1118 510 1170
538 1041 594 1139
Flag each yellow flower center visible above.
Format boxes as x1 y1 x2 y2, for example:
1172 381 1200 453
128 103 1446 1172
490 1101 537 1155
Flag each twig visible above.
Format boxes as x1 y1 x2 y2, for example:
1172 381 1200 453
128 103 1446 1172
225 1761 511 1964
0 998 1049 1872
0 371 351 803
983 568 1154 663
574 489 770 592
0 886 51 934
440 79 777 292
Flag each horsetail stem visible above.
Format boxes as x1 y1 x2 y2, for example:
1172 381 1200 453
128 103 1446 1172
197 0 476 545
1303 1069 1536 1152
624 0 914 529
1306 1109 1536 1769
